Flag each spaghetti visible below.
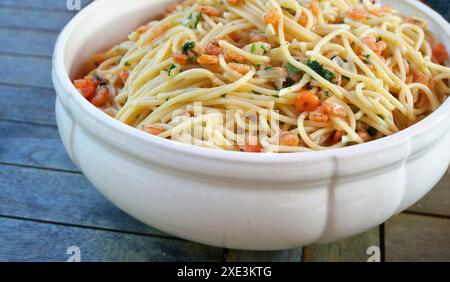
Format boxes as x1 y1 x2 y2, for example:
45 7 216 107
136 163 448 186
73 0 450 153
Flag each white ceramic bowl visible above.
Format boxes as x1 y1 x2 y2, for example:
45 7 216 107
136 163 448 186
53 0 450 250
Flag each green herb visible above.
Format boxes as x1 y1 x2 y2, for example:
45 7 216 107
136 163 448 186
250 43 256 54
346 141 357 146
367 126 378 137
377 114 385 120
272 95 279 98
323 91 330 97
307 60 335 83
182 41 196 55
182 11 201 29
256 64 262 68
260 45 267 55
362 54 371 64
284 77 295 87
284 62 301 76
264 66 273 71
252 90 262 95
281 7 296 15
167 64 176 76
221 93 227 98
124 61 130 67
189 56 198 63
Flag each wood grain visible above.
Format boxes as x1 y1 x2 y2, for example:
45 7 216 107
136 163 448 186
0 120 77 171
0 85 56 125
0 27 57 57
0 217 224 262
0 7 73 31
0 164 168 237
408 173 450 217
0 0 92 11
0 55 52 88
302 228 380 262
385 213 450 262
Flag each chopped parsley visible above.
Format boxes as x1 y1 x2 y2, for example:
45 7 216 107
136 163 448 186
362 54 371 64
221 93 227 98
284 62 301 76
377 114 385 120
307 60 335 83
281 7 296 15
252 90 262 95
189 56 198 63
283 77 296 87
182 41 196 55
167 64 176 76
182 11 201 29
367 126 378 137
124 61 131 67
250 43 257 54
260 45 268 55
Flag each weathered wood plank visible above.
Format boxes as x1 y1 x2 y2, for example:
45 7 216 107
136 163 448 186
226 249 302 262
385 213 450 262
302 228 381 262
0 0 92 11
0 85 56 125
408 171 450 217
0 217 224 262
0 163 305 262
0 28 57 57
0 120 77 171
0 8 72 31
0 55 52 88
0 164 168 237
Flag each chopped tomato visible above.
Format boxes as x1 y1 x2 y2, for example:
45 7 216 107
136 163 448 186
239 143 262 153
280 132 300 146
74 78 98 99
347 8 368 20
197 54 219 65
144 125 165 135
295 91 320 113
264 8 279 27
91 87 109 107
432 43 449 65
119 70 129 85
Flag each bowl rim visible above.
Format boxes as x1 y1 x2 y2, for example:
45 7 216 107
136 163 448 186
53 0 450 165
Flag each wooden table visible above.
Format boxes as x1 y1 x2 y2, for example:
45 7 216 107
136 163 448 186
0 0 449 262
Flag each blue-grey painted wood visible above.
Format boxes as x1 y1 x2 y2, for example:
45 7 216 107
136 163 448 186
0 164 169 237
0 0 92 12
0 120 78 171
0 85 56 125
0 55 52 88
0 27 57 57
0 7 73 31
0 217 224 262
